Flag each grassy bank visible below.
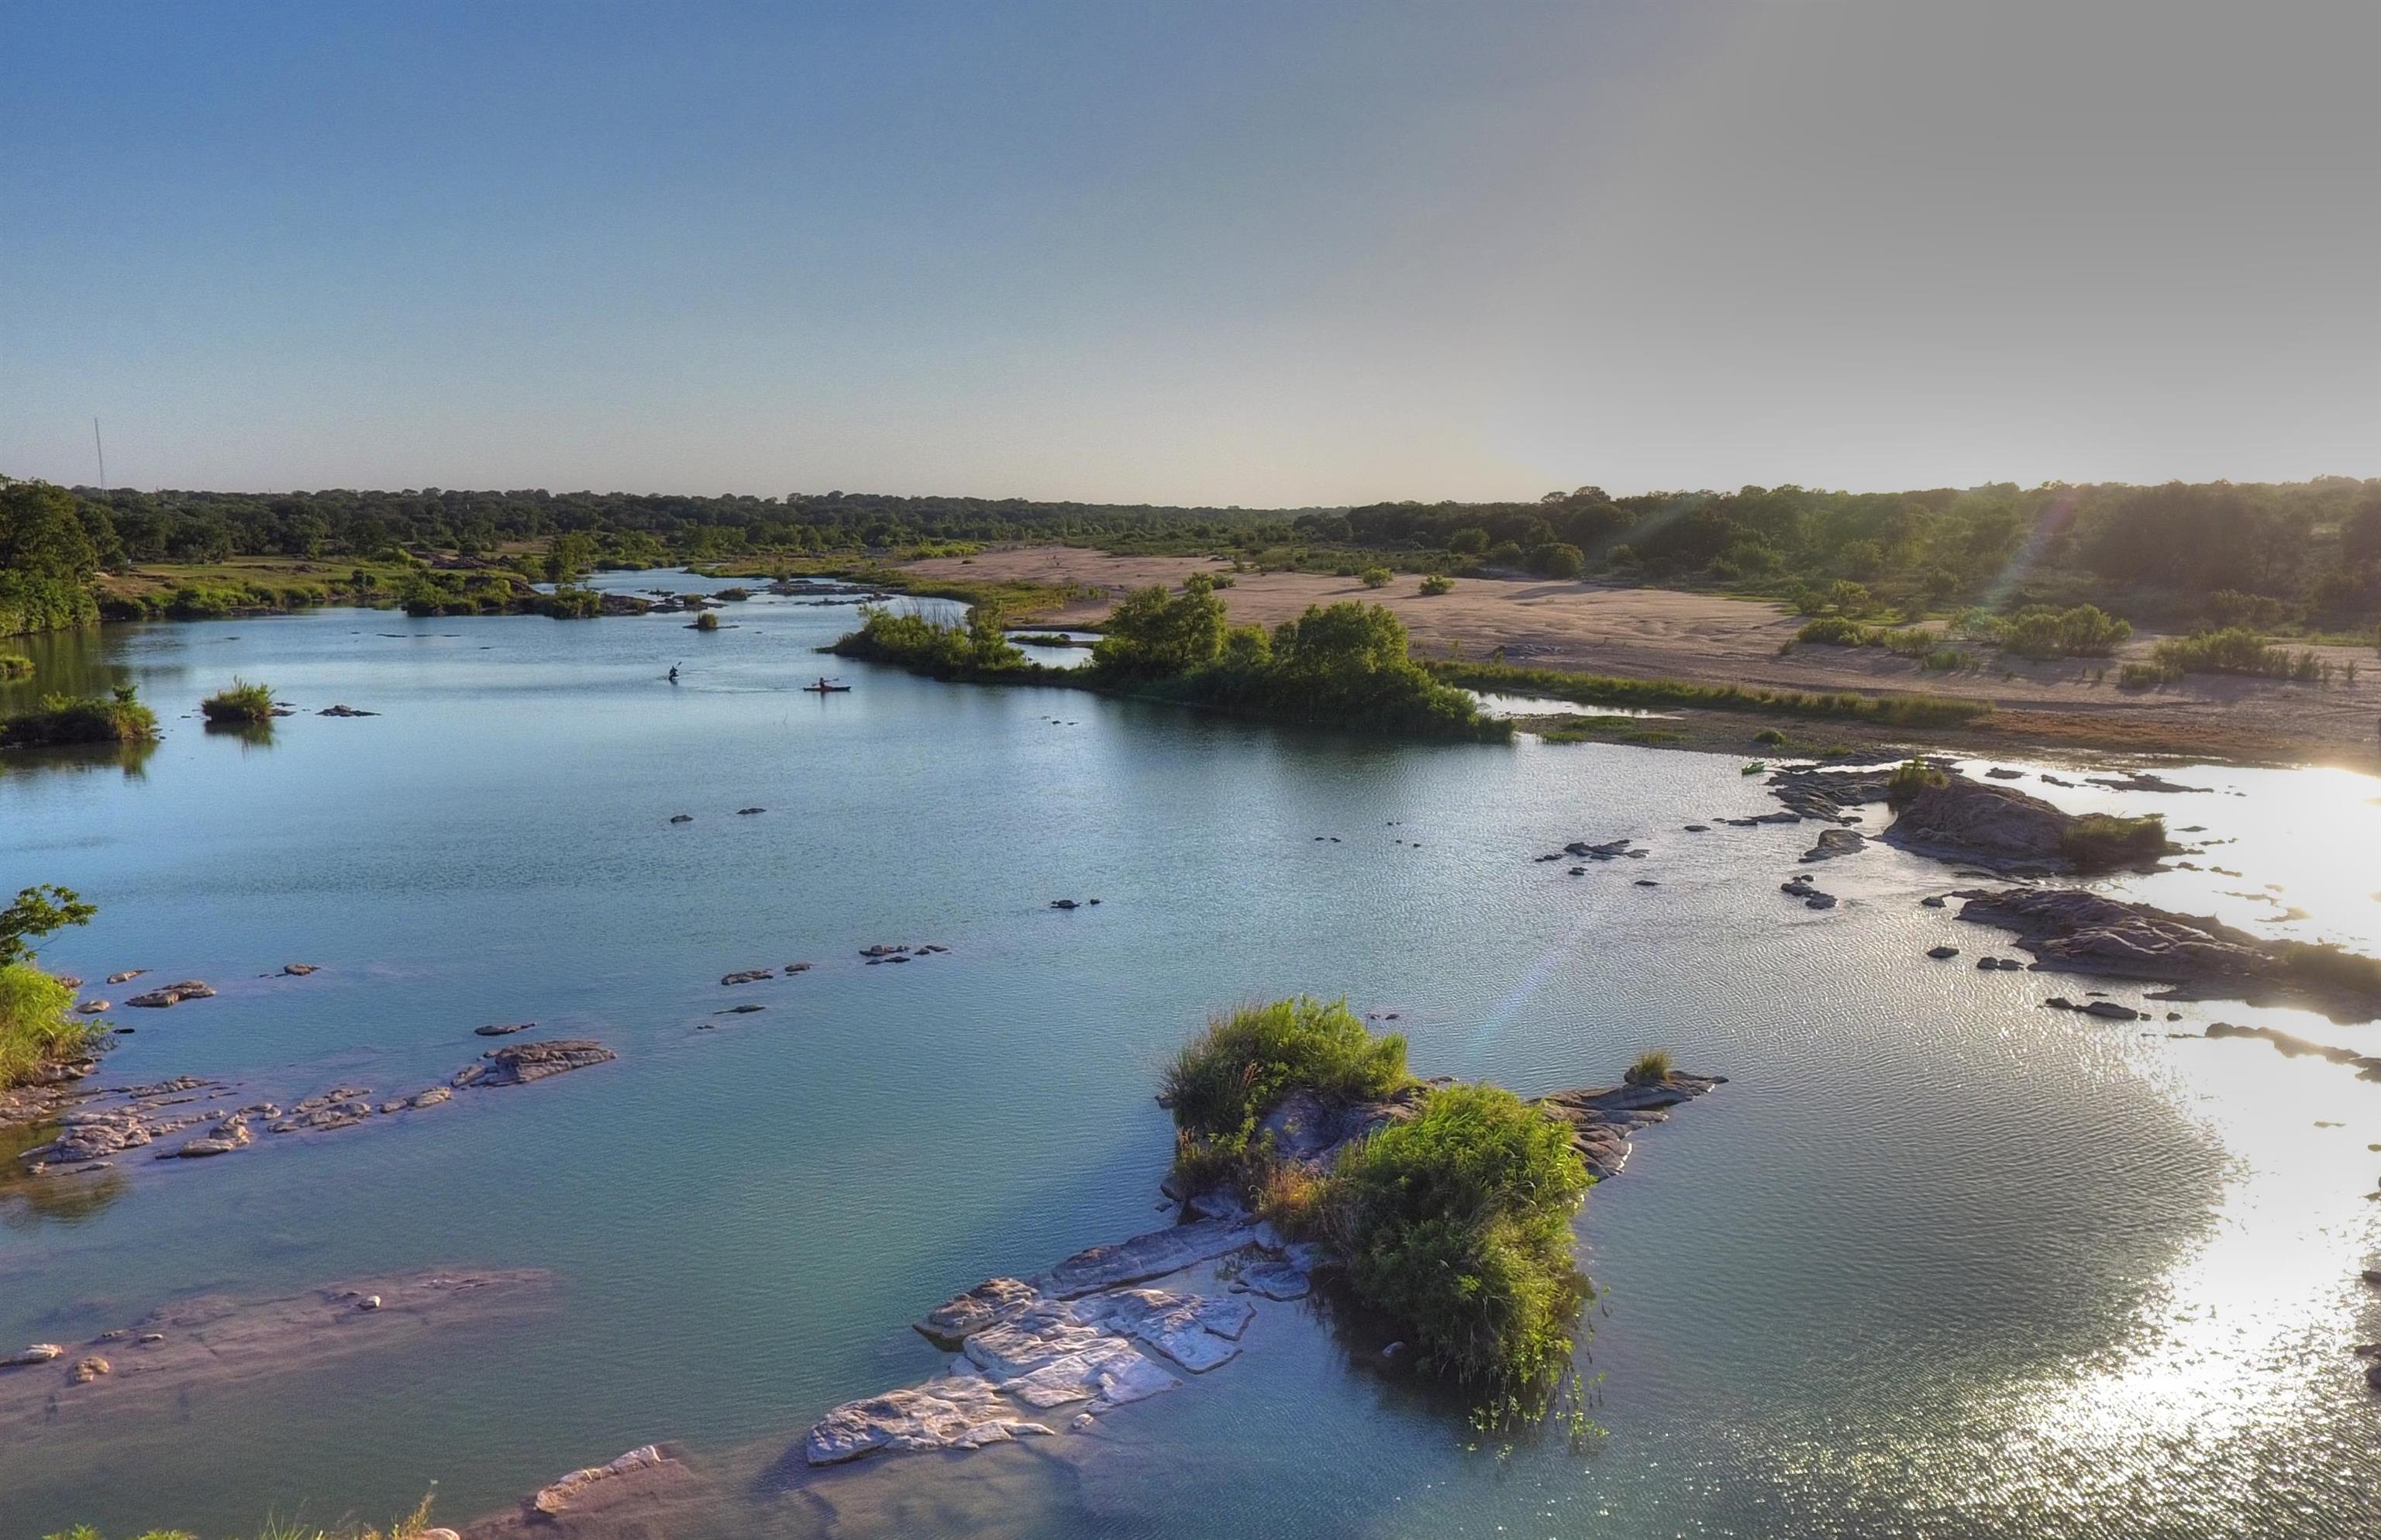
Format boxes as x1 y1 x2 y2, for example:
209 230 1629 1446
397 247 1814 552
0 963 102 1090
1429 659 1990 728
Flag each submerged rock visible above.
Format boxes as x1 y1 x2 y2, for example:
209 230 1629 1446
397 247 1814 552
125 980 215 1009
530 1445 679 1516
474 1021 536 1036
720 969 774 986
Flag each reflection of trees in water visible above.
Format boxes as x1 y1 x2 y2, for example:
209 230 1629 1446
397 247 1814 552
0 1120 129 1230
0 739 157 780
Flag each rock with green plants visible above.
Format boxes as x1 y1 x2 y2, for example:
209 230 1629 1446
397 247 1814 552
793 998 1718 1469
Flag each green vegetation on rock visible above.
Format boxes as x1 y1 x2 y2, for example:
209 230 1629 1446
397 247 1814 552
200 678 276 724
2060 812 2172 870
2 685 159 748
1163 997 1410 1188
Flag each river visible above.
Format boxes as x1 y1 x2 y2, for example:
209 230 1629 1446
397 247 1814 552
3 571 2376 1538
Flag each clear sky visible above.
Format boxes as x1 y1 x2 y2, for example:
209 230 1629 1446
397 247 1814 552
3 2 2374 505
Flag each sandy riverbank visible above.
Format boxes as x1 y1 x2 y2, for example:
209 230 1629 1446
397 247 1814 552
898 547 2380 767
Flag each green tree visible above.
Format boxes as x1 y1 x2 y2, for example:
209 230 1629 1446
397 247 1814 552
1091 578 1228 677
0 884 95 968
545 531 598 584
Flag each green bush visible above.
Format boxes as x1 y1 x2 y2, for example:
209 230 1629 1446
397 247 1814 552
2117 662 2171 690
1998 604 2131 660
2 686 159 747
200 678 276 724
1886 757 1949 808
2061 812 2170 870
1163 997 1410 1175
1326 1084 1591 1395
530 585 605 618
693 609 721 631
1796 615 1871 646
829 604 1025 676
1752 727 1788 746
0 654 30 680
1528 543 1585 579
1359 567 1394 589
1419 574 1454 596
2151 627 2296 678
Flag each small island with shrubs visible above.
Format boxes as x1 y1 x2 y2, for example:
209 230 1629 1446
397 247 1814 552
830 575 1508 742
0 684 159 749
199 678 279 725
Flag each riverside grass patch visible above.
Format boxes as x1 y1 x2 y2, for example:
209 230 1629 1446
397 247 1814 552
1431 660 1988 728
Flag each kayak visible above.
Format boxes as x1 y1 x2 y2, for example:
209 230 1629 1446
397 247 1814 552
802 684 852 693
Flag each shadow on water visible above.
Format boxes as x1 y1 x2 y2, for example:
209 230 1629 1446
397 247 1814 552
0 1117 129 1232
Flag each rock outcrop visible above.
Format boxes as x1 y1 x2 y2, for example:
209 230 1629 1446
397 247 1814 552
1956 887 2381 1016
454 1039 617 1087
1532 1072 1728 1181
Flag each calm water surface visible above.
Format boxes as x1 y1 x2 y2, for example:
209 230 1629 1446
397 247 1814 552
3 573 2376 1538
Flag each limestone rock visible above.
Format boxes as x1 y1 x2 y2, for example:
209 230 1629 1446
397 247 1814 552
805 1375 1056 1465
531 1445 674 1515
1800 829 1866 863
466 1039 617 1087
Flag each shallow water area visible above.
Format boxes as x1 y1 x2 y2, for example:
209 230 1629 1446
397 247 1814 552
2 575 2376 1539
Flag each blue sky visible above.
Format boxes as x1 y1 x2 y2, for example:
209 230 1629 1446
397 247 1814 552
4 2 2374 504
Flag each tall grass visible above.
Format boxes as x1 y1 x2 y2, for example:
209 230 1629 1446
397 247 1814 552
200 678 277 724
2060 812 2171 870
0 963 103 1090
1163 997 1409 1184
43 1493 439 1540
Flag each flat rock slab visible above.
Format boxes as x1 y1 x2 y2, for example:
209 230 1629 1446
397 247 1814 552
1035 1218 1258 1299
0 1268 553 1436
805 1372 1058 1464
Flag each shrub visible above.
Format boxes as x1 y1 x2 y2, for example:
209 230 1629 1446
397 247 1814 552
2117 662 2171 690
1418 574 1455 596
1325 1084 1592 1395
829 605 1025 676
1752 727 1788 745
0 962 102 1090
199 678 276 724
2151 627 2292 678
2 686 159 747
1886 757 1949 808
2061 812 2170 870
1796 615 1871 646
1359 567 1394 589
0 655 30 680
1163 997 1409 1172
1528 543 1585 579
693 609 721 631
1999 604 2132 660
530 586 605 618
1624 1049 1673 1084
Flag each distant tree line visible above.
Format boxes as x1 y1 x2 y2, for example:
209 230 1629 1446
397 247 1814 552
1307 478 2381 626
7 471 2379 636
